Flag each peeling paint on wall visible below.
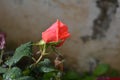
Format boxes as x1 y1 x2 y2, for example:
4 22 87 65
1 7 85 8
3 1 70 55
92 0 119 39
81 0 119 42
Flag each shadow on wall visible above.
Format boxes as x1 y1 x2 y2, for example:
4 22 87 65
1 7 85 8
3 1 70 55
81 0 119 42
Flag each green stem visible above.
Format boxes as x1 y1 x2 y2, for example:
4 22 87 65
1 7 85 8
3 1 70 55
35 54 43 64
35 44 46 64
32 57 36 62
52 46 61 56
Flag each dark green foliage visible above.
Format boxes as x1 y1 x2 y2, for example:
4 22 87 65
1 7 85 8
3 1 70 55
63 71 81 80
43 72 56 80
15 76 35 80
5 42 33 67
93 64 110 76
0 42 120 80
82 76 96 80
38 59 56 73
0 67 8 74
38 59 51 67
3 67 22 80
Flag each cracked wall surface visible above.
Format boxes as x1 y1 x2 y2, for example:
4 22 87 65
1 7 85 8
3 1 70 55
0 0 120 71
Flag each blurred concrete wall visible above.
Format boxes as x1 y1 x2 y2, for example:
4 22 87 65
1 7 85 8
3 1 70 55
0 0 120 71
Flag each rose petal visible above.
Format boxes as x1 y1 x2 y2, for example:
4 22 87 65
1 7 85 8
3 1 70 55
42 19 70 47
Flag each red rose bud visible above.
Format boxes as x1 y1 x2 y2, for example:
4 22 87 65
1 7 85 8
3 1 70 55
0 32 6 49
42 19 70 47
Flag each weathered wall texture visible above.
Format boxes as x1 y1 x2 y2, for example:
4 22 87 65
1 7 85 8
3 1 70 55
0 0 120 71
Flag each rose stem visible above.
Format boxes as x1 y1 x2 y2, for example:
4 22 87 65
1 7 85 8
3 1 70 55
52 46 62 56
35 44 46 64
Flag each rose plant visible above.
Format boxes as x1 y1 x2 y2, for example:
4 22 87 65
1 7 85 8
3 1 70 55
0 20 120 80
0 20 71 80
35 20 70 64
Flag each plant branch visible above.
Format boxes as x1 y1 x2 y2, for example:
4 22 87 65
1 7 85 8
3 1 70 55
52 46 62 56
35 54 43 64
35 44 46 64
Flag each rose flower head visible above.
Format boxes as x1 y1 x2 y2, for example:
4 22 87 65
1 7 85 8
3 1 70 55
42 19 70 47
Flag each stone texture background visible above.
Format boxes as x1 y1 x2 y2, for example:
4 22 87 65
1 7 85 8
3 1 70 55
0 0 120 71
